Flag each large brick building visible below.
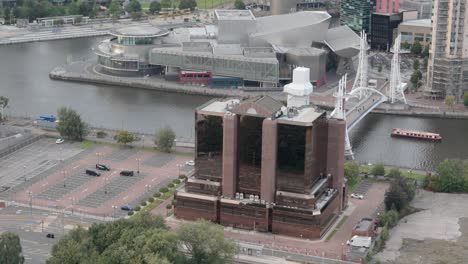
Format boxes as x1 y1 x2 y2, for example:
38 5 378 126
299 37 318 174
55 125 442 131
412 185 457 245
174 68 347 239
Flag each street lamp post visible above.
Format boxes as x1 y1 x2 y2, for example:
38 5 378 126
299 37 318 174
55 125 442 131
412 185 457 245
104 177 109 194
145 184 151 193
96 152 101 164
112 205 117 219
142 135 145 149
177 164 183 177
62 170 67 188
23 165 27 182
28 191 33 217
71 197 75 215
136 158 141 174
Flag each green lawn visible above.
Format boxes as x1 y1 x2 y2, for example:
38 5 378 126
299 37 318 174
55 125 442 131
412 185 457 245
325 229 338 241
335 215 349 229
79 140 94 149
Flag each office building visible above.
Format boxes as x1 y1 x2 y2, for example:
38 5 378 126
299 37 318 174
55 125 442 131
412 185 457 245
340 0 374 33
399 0 432 19
174 68 347 239
370 12 403 50
398 19 431 45
426 0 468 100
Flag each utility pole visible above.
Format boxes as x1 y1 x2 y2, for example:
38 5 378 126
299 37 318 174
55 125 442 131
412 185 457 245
136 158 141 174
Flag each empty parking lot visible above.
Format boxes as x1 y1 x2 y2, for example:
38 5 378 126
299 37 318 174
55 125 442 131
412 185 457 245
1 138 192 218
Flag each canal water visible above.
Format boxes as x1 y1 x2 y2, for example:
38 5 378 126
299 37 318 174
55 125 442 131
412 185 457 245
0 37 467 170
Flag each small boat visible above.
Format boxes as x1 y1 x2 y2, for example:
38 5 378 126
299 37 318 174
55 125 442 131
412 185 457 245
391 128 442 141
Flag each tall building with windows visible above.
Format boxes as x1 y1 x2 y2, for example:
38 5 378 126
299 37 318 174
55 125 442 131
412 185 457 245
426 0 468 100
340 0 374 33
174 68 347 239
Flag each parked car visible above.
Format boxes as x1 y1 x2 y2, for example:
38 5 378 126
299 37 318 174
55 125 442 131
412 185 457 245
120 205 132 211
55 138 64 144
350 193 364 199
120 170 134 176
46 233 55 239
85 169 101 177
185 160 195 166
96 164 110 171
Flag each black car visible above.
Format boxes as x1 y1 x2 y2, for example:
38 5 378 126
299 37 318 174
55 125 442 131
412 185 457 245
85 169 101 176
46 233 55 239
96 164 111 171
120 170 134 176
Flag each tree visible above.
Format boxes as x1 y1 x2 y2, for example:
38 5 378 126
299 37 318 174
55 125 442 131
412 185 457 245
125 0 141 13
422 44 430 57
411 41 423 55
387 168 401 178
371 163 385 176
108 1 122 20
130 11 142 20
0 96 9 121
427 159 466 193
177 220 238 264
463 91 468 107
413 59 420 71
0 232 24 264
149 1 161 14
160 0 172 8
423 57 428 71
384 176 415 212
410 70 422 92
115 130 136 145
384 180 408 211
234 0 245 9
155 126 175 152
344 162 360 187
56 107 88 141
179 0 197 10
444 95 455 112
378 210 399 228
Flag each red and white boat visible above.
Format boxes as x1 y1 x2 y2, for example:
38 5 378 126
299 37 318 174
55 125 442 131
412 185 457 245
391 128 442 141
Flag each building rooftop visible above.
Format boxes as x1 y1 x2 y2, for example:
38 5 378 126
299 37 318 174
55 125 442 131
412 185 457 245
354 218 374 232
215 9 256 21
399 19 431 28
110 26 169 38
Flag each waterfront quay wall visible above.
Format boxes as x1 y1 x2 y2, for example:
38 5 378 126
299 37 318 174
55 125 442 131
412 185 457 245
49 64 283 98
0 31 108 45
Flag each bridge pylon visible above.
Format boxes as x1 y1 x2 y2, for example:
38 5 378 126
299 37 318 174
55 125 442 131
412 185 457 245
351 31 369 100
332 74 354 159
388 34 407 104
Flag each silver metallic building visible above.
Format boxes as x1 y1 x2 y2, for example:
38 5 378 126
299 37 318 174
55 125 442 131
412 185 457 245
96 10 361 85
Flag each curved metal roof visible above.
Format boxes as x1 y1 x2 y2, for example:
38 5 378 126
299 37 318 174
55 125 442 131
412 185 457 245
110 26 170 38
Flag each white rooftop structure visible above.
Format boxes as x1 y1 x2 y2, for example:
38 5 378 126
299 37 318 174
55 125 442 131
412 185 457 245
283 67 313 108
214 9 256 21
347 235 372 248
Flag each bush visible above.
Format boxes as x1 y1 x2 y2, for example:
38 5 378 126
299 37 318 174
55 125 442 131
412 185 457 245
153 192 161 198
384 177 415 212
380 225 389 241
166 204 173 210
127 211 134 216
427 159 468 193
148 197 154 203
96 131 107 138
173 179 181 184
371 164 385 176
159 187 169 193
134 206 141 211
141 201 147 206
378 210 399 229
344 162 360 187
387 168 401 178
168 183 175 188
464 91 468 107
179 174 186 179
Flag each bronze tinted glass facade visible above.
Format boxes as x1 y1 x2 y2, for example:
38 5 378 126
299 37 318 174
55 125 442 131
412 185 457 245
196 115 223 181
238 116 263 195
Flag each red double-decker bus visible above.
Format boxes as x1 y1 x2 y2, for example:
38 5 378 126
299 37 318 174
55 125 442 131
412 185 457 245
178 71 212 83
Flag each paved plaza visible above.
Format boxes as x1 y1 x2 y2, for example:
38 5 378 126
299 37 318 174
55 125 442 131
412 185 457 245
0 138 191 218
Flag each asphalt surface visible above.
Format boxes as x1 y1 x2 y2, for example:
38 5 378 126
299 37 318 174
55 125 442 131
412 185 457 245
0 204 100 264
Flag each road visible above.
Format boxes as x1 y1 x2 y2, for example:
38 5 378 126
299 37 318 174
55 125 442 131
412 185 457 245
0 204 99 264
